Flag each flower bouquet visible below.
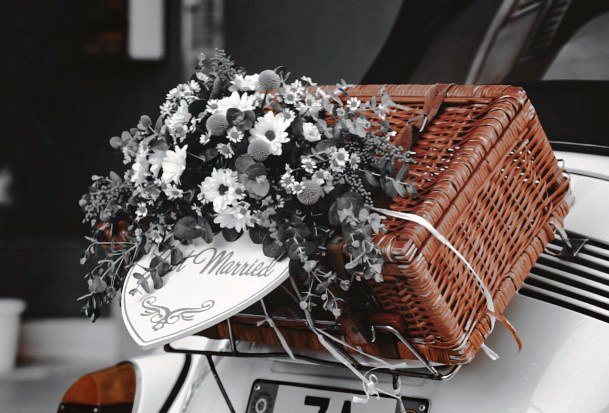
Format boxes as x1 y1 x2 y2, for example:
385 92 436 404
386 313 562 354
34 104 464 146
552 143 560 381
79 50 414 322
79 50 571 372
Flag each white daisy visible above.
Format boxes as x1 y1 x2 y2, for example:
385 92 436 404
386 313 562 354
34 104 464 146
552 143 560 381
250 111 292 156
226 126 244 143
217 143 234 158
279 170 295 190
291 181 304 195
214 202 254 233
161 145 188 184
217 91 256 114
164 184 183 200
280 109 296 122
302 122 321 142
301 157 317 173
198 168 243 212
346 97 361 111
329 148 349 172
205 99 220 114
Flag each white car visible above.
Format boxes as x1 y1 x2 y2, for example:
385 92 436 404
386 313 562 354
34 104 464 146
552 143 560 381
57 129 609 413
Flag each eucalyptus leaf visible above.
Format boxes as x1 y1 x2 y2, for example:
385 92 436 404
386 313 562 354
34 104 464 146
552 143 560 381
391 179 408 197
170 248 184 266
396 163 409 182
222 228 242 242
174 216 201 240
151 272 163 289
235 154 255 174
262 236 284 259
245 162 266 179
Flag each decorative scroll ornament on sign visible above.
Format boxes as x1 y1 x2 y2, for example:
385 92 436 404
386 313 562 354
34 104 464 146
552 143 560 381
121 234 290 349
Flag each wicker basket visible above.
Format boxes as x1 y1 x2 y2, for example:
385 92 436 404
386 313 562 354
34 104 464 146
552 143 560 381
201 84 571 365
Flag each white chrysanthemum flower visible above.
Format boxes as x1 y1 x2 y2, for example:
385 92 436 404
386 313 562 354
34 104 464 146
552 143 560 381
214 202 254 233
301 157 317 173
229 74 259 92
165 100 192 138
302 122 321 142
161 145 188 184
217 143 234 158
250 111 292 155
217 91 256 114
198 168 243 212
164 184 184 200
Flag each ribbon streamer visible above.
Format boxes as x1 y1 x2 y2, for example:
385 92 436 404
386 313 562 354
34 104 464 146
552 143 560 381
257 298 295 360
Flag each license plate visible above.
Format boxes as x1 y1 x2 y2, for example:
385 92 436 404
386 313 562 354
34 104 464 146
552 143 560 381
246 379 430 413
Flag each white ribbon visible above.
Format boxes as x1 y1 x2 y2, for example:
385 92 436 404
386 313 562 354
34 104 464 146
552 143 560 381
370 207 499 360
257 298 295 360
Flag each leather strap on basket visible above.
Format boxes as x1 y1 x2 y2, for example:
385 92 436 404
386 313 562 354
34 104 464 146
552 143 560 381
396 83 453 151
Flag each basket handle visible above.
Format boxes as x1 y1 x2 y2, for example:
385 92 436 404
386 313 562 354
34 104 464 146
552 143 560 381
395 83 453 151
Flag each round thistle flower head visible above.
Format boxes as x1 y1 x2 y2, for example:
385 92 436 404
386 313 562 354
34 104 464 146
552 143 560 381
206 113 229 136
296 180 323 205
247 137 272 161
258 70 281 91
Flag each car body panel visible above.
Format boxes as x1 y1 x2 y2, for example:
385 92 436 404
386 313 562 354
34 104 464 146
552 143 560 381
123 151 609 413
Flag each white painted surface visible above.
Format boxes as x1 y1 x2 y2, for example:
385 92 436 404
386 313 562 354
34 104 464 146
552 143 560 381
0 299 25 373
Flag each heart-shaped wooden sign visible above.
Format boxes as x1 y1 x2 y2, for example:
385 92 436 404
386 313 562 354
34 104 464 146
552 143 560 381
121 234 289 349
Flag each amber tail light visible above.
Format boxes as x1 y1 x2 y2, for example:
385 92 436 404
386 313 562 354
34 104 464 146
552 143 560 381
58 363 136 413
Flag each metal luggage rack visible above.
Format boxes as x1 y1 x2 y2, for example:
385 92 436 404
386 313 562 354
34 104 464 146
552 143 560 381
164 313 462 381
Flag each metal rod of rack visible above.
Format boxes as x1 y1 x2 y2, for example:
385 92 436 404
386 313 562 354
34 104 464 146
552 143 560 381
164 316 462 381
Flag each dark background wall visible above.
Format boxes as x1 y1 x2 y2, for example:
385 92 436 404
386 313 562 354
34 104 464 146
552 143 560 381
224 0 401 84
0 0 183 317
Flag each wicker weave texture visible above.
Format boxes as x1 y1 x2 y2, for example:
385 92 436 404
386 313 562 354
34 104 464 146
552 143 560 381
202 84 571 365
